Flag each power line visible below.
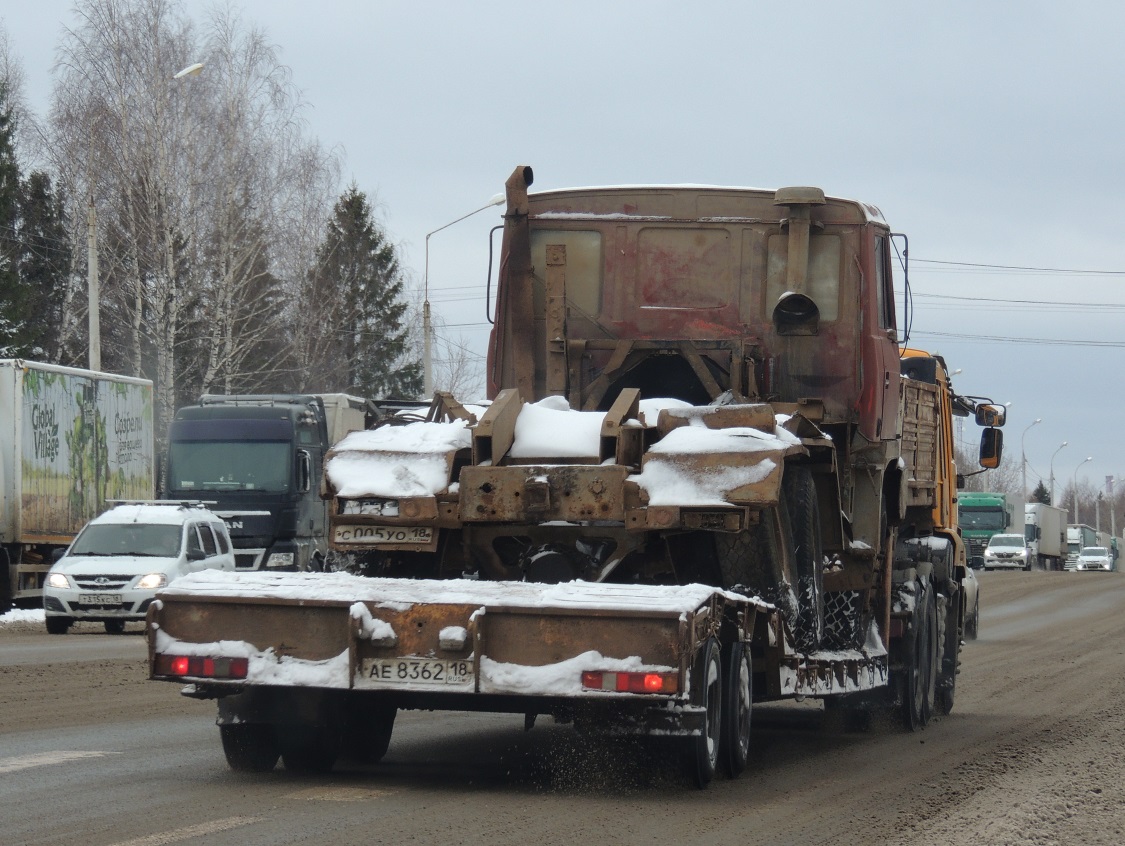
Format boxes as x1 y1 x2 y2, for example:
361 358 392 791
914 258 1125 276
915 329 1125 348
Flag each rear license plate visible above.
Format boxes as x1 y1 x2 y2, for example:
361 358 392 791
360 657 473 687
333 525 433 545
79 593 122 605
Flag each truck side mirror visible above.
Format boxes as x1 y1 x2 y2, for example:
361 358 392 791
297 450 312 493
979 428 1003 469
975 404 1007 428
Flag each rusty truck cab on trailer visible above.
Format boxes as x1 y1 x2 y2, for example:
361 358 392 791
489 165 901 556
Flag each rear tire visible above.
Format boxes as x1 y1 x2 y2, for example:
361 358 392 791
0 550 12 614
341 700 397 764
680 638 722 788
965 593 980 640
932 541 959 716
220 724 280 773
784 466 824 652
280 722 341 774
719 642 752 778
902 577 938 731
45 616 71 635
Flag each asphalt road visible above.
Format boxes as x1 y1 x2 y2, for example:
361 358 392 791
3 571 1125 846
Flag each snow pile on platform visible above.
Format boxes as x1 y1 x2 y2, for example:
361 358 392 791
630 413 800 506
326 421 472 497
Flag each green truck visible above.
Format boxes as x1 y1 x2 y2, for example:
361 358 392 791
958 491 1017 568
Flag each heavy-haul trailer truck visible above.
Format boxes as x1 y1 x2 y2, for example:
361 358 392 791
147 167 1004 787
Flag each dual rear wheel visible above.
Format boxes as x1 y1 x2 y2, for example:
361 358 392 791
680 638 752 788
219 700 397 774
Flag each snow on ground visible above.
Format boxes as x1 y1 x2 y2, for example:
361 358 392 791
0 609 45 625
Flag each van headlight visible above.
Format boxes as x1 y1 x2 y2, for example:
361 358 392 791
136 573 168 590
46 572 70 589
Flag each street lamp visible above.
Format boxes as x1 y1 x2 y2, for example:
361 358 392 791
1073 456 1093 523
423 194 506 398
1021 418 1042 502
1049 441 1068 505
173 62 204 79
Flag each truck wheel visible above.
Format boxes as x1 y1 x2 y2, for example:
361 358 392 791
680 637 722 788
719 642 752 778
220 724 279 772
784 466 824 652
934 593 958 716
0 550 12 614
902 577 938 731
931 541 959 716
965 593 980 640
45 616 72 635
342 699 397 764
280 723 340 774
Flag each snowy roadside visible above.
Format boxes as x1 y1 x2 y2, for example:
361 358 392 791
0 608 47 633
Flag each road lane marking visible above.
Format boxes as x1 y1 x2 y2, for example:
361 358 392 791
107 816 264 846
288 786 395 801
0 750 121 773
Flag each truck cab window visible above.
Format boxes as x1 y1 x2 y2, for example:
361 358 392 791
874 235 895 330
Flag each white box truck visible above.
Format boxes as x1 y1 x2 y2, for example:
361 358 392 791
1024 503 1067 571
1 359 155 610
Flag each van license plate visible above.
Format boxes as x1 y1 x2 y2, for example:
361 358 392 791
79 594 122 605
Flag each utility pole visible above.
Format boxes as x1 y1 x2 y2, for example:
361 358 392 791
86 196 100 372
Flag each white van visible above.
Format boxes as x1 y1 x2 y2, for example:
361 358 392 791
43 501 235 634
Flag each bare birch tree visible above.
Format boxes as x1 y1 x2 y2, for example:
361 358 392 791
46 0 339 431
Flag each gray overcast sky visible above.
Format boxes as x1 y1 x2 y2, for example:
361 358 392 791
4 1 1124 504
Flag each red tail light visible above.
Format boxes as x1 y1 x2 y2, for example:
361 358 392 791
156 654 248 680
581 670 678 694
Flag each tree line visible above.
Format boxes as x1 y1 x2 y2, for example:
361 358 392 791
0 0 425 437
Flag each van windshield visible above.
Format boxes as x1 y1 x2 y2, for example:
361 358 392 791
71 524 182 557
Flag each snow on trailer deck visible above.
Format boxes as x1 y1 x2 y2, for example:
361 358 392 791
156 569 766 612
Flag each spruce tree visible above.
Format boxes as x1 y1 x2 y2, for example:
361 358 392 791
306 186 422 398
0 80 24 355
17 171 72 361
1032 479 1051 505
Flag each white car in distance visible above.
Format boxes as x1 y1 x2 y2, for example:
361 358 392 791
43 501 235 634
982 533 1031 571
1075 546 1113 572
